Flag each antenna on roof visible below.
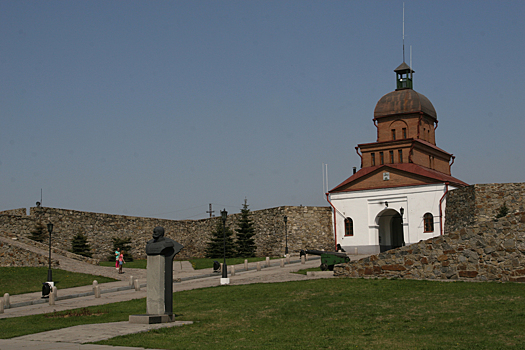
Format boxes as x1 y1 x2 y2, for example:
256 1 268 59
410 45 412 70
402 2 405 63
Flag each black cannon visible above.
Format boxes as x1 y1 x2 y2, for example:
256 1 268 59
301 249 350 271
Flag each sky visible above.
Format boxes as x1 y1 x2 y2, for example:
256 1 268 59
1 1 524 220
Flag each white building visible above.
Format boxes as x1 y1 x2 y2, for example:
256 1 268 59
327 62 467 255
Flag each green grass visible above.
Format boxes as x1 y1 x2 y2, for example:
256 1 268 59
294 267 322 275
187 257 277 270
0 267 117 296
99 259 147 269
99 257 277 270
2 278 525 349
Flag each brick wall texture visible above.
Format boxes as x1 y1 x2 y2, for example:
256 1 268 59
0 205 333 265
335 183 525 282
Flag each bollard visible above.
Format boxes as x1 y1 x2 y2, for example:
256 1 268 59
49 292 55 305
94 285 101 298
134 279 140 291
306 254 309 261
0 299 3 314
280 259 284 268
129 276 134 286
52 286 58 299
92 280 98 293
231 265 235 276
220 262 223 272
257 262 261 271
301 255 305 264
266 257 270 267
244 259 248 270
3 293 10 309
286 255 290 264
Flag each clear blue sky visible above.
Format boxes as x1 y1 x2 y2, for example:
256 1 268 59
1 1 524 220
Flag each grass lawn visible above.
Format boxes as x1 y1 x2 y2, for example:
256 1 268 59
0 267 117 296
99 257 276 270
2 278 525 349
99 259 148 269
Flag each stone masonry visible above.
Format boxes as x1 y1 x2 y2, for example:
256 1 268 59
335 183 525 282
0 205 333 265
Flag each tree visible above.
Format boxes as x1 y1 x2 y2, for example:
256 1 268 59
205 220 236 259
70 232 92 258
235 199 257 257
29 222 47 243
109 236 134 262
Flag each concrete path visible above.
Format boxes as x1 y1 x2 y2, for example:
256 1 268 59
0 255 369 349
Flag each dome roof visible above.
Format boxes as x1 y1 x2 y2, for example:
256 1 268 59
373 89 437 120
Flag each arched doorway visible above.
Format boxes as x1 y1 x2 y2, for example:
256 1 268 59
378 209 404 253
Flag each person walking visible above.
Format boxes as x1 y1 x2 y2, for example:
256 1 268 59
115 248 120 270
118 252 125 274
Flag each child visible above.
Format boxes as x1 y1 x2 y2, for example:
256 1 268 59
118 253 125 274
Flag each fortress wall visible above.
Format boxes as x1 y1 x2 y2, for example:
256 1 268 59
0 205 333 261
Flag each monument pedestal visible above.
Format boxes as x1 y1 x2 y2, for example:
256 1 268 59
129 255 174 324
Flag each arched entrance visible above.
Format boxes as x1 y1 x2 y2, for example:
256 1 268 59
378 209 404 253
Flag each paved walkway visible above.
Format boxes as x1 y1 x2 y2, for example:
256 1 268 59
0 255 369 349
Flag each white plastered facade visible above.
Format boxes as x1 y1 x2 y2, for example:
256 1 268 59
329 183 456 255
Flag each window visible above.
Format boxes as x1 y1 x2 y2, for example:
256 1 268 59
402 128 407 139
389 150 394 163
380 152 384 165
391 129 396 140
424 213 434 232
398 150 403 163
344 217 354 236
371 153 375 166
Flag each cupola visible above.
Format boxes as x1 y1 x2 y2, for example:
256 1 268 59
394 62 414 90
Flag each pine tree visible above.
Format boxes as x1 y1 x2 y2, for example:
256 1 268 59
109 236 134 262
205 221 236 259
29 222 47 242
235 199 257 257
70 232 92 258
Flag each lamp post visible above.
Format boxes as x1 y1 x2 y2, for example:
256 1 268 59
47 222 53 282
284 215 288 256
221 209 228 282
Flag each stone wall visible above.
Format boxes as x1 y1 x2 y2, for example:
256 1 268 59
0 205 333 262
0 236 60 268
335 212 525 282
445 183 525 233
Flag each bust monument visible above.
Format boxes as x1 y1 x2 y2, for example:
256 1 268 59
130 226 183 324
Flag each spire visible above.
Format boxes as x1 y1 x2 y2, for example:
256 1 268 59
394 62 414 90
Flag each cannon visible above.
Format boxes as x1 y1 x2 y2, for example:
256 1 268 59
301 249 350 271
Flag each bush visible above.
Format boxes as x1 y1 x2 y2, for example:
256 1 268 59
109 236 134 262
70 232 92 258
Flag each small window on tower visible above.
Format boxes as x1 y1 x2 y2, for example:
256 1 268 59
424 213 434 232
389 150 394 163
380 152 384 165
371 153 375 166
402 128 407 139
391 129 396 140
398 150 403 163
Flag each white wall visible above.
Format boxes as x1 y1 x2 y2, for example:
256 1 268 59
329 183 454 254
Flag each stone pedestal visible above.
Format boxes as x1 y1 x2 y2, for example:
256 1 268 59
147 255 167 315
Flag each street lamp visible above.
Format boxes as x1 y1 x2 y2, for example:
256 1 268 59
46 222 53 282
284 215 288 256
221 209 228 283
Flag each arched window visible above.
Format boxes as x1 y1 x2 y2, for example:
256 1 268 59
424 213 434 232
344 217 354 236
